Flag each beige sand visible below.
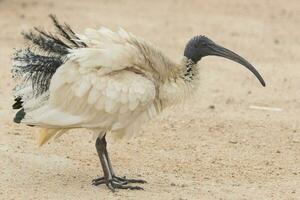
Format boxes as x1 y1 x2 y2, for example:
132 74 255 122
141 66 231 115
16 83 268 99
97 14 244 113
0 0 299 199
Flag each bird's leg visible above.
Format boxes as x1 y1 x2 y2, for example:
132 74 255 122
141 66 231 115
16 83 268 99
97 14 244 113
92 135 146 191
102 134 115 176
102 136 146 184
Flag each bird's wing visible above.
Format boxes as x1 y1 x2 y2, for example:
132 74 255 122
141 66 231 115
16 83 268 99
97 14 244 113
23 58 157 129
67 27 141 75
69 27 173 78
21 27 159 129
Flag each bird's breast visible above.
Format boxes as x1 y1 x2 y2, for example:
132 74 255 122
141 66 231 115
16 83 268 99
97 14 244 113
159 79 194 108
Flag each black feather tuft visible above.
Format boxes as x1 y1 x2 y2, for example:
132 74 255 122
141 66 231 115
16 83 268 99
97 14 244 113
49 14 87 48
14 108 26 123
22 30 69 55
12 15 87 124
12 48 64 95
12 15 87 97
12 97 23 109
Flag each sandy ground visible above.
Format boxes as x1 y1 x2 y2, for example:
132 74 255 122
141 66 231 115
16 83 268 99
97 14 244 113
0 0 300 199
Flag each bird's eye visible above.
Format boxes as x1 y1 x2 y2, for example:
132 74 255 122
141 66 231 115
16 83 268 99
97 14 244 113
201 41 208 46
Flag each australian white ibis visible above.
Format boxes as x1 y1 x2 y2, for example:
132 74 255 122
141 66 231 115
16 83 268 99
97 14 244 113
12 15 265 191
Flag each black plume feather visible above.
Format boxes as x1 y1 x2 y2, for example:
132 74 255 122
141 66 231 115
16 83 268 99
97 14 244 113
12 15 87 124
12 15 87 98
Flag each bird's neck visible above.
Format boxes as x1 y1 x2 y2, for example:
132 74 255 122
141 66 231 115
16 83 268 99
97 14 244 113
165 57 198 82
158 58 199 108
181 59 198 82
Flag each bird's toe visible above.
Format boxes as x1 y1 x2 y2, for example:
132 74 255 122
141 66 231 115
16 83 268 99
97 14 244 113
92 175 146 191
113 175 147 184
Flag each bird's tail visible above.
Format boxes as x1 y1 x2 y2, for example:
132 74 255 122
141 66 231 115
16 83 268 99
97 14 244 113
38 128 67 146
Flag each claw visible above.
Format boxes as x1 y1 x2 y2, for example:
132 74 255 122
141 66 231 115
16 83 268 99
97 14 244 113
92 177 105 184
92 178 106 186
107 181 116 192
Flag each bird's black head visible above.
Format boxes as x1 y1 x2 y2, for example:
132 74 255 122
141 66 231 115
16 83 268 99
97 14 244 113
184 36 216 63
184 36 266 87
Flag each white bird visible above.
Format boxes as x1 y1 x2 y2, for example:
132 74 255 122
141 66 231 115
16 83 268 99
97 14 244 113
12 15 265 191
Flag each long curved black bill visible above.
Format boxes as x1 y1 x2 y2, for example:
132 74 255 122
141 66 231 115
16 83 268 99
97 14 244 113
209 44 266 87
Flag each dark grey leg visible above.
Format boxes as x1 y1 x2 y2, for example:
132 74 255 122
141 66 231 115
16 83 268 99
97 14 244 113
102 134 115 176
92 135 146 191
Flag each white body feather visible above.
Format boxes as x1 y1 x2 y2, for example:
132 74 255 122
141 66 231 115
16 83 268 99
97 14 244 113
17 27 198 141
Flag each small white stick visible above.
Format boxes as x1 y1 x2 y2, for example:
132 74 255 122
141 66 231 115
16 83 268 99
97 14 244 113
249 105 283 112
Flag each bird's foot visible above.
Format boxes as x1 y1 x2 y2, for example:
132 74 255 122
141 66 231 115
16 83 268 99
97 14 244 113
92 175 146 191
